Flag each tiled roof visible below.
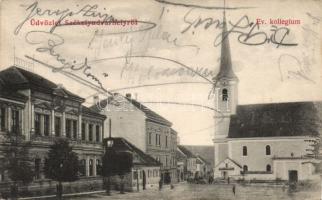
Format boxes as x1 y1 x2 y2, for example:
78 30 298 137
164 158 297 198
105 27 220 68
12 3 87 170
104 137 160 167
177 145 196 158
176 149 187 161
90 94 172 127
197 155 211 165
0 66 84 102
126 98 172 126
184 145 214 166
228 101 322 138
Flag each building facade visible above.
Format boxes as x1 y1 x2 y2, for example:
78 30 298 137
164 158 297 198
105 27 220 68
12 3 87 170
93 93 178 184
177 145 197 179
0 66 106 195
213 12 321 182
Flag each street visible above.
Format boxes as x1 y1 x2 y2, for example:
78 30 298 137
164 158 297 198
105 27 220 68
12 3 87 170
66 183 320 200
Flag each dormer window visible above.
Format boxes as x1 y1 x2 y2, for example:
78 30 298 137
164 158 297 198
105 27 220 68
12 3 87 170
222 89 228 101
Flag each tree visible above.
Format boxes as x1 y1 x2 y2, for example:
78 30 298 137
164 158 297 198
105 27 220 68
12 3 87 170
102 150 133 195
2 131 34 199
44 139 79 200
102 148 116 195
115 152 133 194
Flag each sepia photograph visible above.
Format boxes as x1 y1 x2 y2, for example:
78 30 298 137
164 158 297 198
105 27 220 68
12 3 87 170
0 0 321 199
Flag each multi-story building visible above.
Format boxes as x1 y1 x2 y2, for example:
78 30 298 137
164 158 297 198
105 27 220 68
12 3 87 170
177 145 197 179
195 155 212 178
0 66 106 194
92 93 178 184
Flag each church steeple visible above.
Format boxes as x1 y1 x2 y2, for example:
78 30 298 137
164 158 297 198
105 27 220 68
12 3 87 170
214 3 237 81
213 1 239 117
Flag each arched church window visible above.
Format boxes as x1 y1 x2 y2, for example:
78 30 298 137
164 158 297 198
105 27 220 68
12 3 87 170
266 145 271 155
222 89 228 101
242 146 247 156
243 165 248 172
266 164 271 172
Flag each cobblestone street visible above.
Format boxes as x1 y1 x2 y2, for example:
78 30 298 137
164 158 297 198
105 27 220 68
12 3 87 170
67 183 321 200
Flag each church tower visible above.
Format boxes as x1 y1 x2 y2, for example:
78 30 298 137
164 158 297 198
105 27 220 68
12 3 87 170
213 6 239 169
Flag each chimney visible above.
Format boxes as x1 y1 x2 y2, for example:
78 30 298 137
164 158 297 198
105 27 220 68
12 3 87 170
126 93 131 99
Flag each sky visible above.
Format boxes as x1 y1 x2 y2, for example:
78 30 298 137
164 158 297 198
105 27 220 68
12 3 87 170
1 0 322 145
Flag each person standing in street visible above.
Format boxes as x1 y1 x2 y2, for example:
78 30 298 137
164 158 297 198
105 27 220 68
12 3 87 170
232 184 236 196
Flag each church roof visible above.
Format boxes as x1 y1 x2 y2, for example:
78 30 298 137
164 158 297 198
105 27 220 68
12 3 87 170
214 12 237 81
0 66 84 102
228 101 322 138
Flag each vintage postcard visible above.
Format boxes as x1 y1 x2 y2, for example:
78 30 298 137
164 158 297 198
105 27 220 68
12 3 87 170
0 0 322 199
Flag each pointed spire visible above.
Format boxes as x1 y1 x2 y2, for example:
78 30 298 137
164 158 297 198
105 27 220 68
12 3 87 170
215 0 237 81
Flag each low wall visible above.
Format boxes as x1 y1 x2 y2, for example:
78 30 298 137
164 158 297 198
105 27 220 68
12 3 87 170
0 177 103 198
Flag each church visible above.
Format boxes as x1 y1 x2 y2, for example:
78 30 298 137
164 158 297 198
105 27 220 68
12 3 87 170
212 11 321 182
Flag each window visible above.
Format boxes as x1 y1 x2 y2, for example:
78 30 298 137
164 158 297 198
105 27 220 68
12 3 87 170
0 107 6 131
96 159 102 176
155 134 158 146
166 156 168 166
79 159 86 176
165 136 168 148
35 113 41 135
11 109 19 133
148 132 152 145
243 165 248 172
55 117 61 136
242 146 247 156
266 164 271 172
222 88 228 101
0 171 4 182
158 135 161 146
96 125 100 142
66 119 71 138
81 123 86 140
266 145 271 155
89 124 93 141
73 120 77 139
44 115 50 136
34 158 41 179
133 171 138 180
89 159 93 176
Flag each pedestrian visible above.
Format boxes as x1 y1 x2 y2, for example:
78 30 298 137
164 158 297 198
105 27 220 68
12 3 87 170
227 177 230 184
232 184 236 196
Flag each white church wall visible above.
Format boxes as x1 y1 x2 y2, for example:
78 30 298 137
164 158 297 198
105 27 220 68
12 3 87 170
243 173 275 181
274 160 315 181
228 137 310 172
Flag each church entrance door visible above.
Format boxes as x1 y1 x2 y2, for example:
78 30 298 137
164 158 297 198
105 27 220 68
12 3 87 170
288 170 298 183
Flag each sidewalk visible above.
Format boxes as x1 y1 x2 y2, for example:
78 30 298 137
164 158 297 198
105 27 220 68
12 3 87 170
18 184 179 200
